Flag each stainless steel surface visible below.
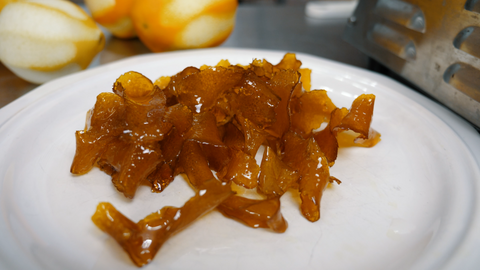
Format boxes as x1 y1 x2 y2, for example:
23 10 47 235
343 0 480 127
224 5 368 65
0 4 368 108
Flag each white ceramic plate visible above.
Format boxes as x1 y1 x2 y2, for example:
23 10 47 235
0 48 479 270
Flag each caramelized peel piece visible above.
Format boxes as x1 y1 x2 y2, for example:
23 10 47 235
297 138 331 222
147 162 174 193
265 69 299 138
111 141 163 199
186 111 225 146
160 127 184 166
298 68 311 91
176 66 244 113
334 94 376 139
92 179 234 267
201 143 231 172
313 107 349 166
123 86 172 142
231 71 280 128
154 76 171 90
235 113 266 156
282 132 332 222
223 122 245 151
165 104 193 136
353 128 382 147
71 92 125 174
71 131 114 175
177 140 215 188
161 67 202 106
218 149 260 189
332 94 381 148
290 90 337 137
258 146 299 198
218 196 287 233
250 58 275 78
97 136 131 176
274 52 302 71
114 71 155 103
336 129 382 148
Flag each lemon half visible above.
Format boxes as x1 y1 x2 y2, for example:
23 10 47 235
0 0 105 84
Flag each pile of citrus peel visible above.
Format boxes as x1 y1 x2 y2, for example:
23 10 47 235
70 53 381 267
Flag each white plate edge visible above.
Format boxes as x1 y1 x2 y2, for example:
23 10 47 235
0 47 479 269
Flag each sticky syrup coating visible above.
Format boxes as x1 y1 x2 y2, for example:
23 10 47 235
91 179 234 267
71 53 381 267
218 195 287 233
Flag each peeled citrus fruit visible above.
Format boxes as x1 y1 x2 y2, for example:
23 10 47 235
0 0 16 11
85 0 136 39
131 0 237 52
0 0 105 84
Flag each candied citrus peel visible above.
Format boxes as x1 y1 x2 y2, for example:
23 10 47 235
71 53 381 267
92 178 234 267
218 195 287 233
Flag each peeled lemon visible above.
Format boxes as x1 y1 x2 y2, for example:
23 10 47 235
0 0 105 84
85 0 136 39
0 0 16 11
131 0 237 52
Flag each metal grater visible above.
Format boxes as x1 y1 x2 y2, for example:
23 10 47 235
343 0 480 127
